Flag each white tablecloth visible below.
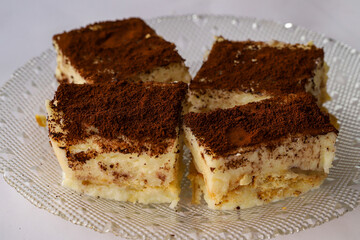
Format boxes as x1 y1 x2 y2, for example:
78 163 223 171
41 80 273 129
1 1 360 239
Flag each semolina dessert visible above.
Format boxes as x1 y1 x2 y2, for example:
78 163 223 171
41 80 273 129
184 93 338 210
46 81 188 206
189 38 329 112
53 18 191 84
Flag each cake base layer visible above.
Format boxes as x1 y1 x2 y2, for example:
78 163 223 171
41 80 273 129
63 171 181 206
189 163 326 210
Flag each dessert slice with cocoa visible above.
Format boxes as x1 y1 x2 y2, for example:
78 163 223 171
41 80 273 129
189 38 329 112
53 18 191 84
46 80 188 207
184 93 337 210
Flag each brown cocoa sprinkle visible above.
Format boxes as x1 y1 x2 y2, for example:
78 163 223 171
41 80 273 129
225 158 248 169
50 81 187 156
98 162 107 171
113 172 129 180
65 150 97 169
53 18 184 84
190 40 324 95
184 93 337 157
157 172 166 183
73 151 97 162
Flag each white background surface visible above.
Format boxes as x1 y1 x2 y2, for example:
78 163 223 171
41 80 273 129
1 0 360 239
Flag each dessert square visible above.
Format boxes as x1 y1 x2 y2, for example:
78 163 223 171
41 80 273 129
53 18 191 84
189 38 330 112
46 80 188 206
184 93 337 210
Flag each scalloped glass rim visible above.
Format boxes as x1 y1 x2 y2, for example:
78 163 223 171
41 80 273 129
1 14 360 239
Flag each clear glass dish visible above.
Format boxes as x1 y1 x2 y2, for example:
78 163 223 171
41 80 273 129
1 15 360 239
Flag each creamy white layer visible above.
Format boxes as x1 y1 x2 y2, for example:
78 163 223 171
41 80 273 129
188 89 270 112
190 167 326 210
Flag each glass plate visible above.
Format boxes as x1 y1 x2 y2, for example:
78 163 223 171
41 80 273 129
1 15 360 239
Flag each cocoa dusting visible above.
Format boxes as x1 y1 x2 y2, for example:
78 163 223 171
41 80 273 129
190 40 324 95
184 93 337 157
66 149 98 169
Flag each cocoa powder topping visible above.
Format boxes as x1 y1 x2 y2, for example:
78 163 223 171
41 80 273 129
53 18 184 84
190 40 324 95
50 81 188 155
184 93 337 157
